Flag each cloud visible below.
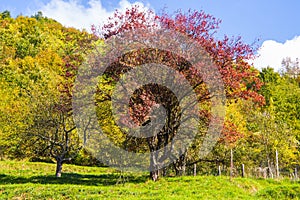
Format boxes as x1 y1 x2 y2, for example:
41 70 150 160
252 36 300 71
33 0 150 32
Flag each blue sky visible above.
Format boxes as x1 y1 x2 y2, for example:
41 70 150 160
1 0 300 70
151 0 300 45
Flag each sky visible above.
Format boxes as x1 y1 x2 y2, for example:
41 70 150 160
1 0 300 71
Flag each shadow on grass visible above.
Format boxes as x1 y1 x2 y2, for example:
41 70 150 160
0 173 148 186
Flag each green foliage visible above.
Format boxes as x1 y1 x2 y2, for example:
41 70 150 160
257 185 300 199
0 13 98 162
259 67 300 154
0 11 11 19
259 67 300 126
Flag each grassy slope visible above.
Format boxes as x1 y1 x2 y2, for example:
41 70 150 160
0 161 299 199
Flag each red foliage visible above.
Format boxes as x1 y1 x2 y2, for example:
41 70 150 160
97 7 264 103
95 5 159 39
158 10 264 104
220 121 243 146
94 6 265 145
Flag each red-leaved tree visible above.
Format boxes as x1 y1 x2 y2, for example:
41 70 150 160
92 6 264 181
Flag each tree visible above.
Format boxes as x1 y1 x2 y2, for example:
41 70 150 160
281 57 300 80
0 10 11 19
258 67 299 171
0 14 98 176
88 6 264 181
25 27 98 177
28 95 81 177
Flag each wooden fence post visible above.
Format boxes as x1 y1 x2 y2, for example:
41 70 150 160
275 149 280 178
230 148 233 179
241 164 245 177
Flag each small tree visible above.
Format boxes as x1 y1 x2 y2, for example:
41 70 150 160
21 26 97 177
281 57 300 79
28 98 81 177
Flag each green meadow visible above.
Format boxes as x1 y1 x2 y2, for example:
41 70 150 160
0 161 299 199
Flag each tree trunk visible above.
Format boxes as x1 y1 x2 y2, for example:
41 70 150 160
149 156 159 181
162 167 167 177
150 151 159 181
55 158 63 177
150 170 159 181
173 153 186 176
148 137 160 181
182 157 186 176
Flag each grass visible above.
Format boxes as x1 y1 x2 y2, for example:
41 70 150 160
0 161 300 199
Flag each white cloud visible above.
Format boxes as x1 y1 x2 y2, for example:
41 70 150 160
252 36 300 71
33 0 150 32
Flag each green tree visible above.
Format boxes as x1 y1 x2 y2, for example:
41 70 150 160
0 13 98 176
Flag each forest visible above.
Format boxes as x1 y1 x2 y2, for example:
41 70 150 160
0 6 299 184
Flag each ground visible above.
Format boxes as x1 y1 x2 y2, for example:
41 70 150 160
0 161 299 199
